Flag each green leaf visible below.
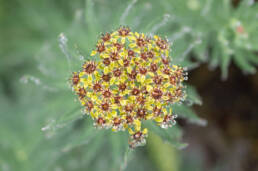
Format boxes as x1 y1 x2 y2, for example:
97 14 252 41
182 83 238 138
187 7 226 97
185 85 202 106
234 50 256 74
172 104 207 126
41 106 82 132
221 53 231 80
247 53 258 65
146 122 187 149
109 131 128 170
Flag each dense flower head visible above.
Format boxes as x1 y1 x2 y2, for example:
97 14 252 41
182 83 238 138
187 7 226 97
70 26 186 148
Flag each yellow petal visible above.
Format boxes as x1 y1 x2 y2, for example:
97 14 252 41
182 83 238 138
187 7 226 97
121 37 126 44
148 72 155 77
128 128 134 135
148 44 152 49
111 104 118 110
123 123 128 129
169 108 173 114
154 35 159 40
129 43 136 48
140 75 146 83
136 74 141 82
110 77 116 85
81 100 86 106
79 72 85 77
165 50 169 56
134 119 141 131
110 61 115 68
90 50 97 56
111 110 117 116
111 31 118 37
163 96 170 101
146 85 153 92
127 66 132 74
144 78 152 84
135 32 140 38
164 82 170 88
142 128 148 134
146 105 153 111
154 117 163 123
90 111 97 118
156 101 162 108
112 128 117 132
128 96 136 102
88 75 93 82
118 59 123 66
104 67 109 74
145 114 153 120
81 78 87 84
91 95 98 101
134 47 140 54
121 100 127 106
128 36 136 41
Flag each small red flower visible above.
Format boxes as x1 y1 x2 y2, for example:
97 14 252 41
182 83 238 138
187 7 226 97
110 52 119 61
126 115 134 124
93 82 102 92
162 58 169 65
101 32 111 42
97 117 106 125
131 88 140 96
140 52 148 61
152 88 163 100
113 117 121 126
97 43 105 53
119 83 127 91
141 86 148 94
153 106 162 116
86 101 94 111
123 58 130 67
153 75 163 85
114 43 122 51
113 68 122 77
136 95 145 105
156 39 168 50
83 62 97 74
136 38 146 47
150 63 158 72
169 75 177 85
139 67 148 75
137 108 146 118
163 67 170 75
147 51 154 59
128 50 135 57
125 105 134 113
101 102 110 111
102 74 111 82
71 72 80 85
114 96 121 104
118 26 131 37
103 89 112 98
77 87 86 98
103 58 111 66
133 131 142 140
128 69 137 79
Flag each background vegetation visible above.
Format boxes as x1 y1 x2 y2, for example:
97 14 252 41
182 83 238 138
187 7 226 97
0 0 257 170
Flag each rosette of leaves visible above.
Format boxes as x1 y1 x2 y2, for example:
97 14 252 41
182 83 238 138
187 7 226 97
162 0 258 79
0 0 204 170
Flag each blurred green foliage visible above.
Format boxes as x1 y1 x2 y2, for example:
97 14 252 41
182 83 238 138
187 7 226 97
0 0 257 170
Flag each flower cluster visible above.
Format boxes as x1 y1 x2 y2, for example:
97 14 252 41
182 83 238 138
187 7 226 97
70 26 186 148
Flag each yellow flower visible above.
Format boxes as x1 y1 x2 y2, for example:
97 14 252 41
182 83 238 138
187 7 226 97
70 26 186 148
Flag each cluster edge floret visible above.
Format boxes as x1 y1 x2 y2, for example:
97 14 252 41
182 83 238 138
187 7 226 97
70 26 186 148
